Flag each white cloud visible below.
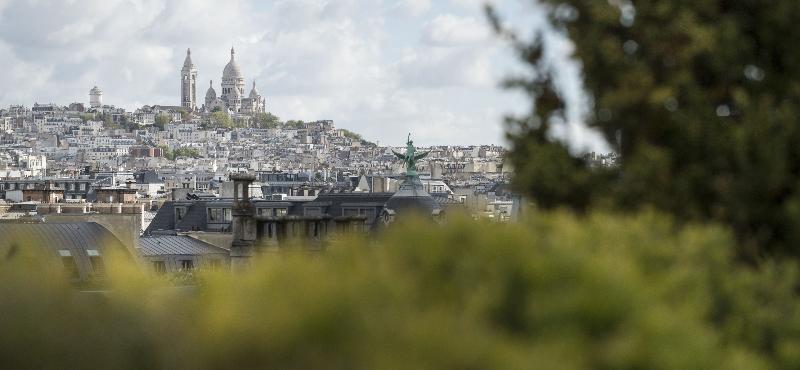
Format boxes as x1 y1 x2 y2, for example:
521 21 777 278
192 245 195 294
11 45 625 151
423 14 489 46
396 46 494 88
392 0 431 17
46 23 95 44
448 0 487 10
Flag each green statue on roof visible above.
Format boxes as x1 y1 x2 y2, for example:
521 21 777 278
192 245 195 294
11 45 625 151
392 133 429 176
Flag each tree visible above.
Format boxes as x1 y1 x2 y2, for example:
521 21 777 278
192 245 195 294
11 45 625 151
211 111 233 129
100 113 119 130
159 145 174 160
174 147 201 158
490 2 800 259
154 113 171 131
79 113 94 122
254 112 281 129
126 122 141 132
284 120 305 129
340 129 363 142
340 129 377 147
178 108 190 122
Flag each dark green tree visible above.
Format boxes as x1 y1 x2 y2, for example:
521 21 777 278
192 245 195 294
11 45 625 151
491 2 800 259
340 129 363 142
254 112 281 129
174 147 201 158
100 113 119 130
154 113 171 131
159 145 174 160
211 111 233 129
284 120 305 129
79 113 94 122
178 108 190 122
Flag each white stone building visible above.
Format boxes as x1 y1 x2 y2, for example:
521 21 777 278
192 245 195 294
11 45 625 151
196 47 266 115
181 49 198 110
89 86 103 108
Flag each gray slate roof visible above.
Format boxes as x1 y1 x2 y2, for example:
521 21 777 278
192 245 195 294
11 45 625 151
175 202 209 231
145 201 176 234
138 236 228 256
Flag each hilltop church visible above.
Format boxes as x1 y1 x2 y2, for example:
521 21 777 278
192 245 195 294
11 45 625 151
180 47 266 115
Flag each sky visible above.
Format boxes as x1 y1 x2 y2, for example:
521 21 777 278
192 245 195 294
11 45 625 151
0 0 607 149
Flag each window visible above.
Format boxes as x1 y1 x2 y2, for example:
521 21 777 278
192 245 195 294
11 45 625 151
258 208 273 216
342 208 376 221
152 261 167 275
176 207 186 221
209 208 221 222
59 250 79 279
208 208 232 222
275 208 288 216
180 259 194 270
305 207 321 216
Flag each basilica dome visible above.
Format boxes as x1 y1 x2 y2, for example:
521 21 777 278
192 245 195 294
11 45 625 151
223 47 243 79
249 81 260 98
205 80 216 100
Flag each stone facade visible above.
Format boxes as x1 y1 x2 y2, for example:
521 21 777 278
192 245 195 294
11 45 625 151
181 49 198 110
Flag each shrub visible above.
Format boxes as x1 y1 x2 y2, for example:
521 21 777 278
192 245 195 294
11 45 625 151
0 212 798 368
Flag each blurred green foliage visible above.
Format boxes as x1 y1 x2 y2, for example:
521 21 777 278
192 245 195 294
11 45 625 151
2 213 800 369
490 1 800 259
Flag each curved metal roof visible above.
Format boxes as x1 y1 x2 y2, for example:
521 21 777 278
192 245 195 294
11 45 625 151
0 222 131 258
384 175 440 214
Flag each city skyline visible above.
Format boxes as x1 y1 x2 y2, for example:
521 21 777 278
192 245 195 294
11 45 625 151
0 0 606 149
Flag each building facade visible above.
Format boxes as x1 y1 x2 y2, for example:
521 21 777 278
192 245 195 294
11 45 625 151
89 86 102 108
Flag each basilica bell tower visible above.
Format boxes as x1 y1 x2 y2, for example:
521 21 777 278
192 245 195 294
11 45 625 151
181 48 198 110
